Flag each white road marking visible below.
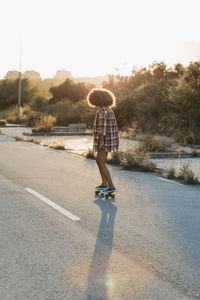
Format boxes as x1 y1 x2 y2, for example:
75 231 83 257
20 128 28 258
158 178 182 186
24 188 81 221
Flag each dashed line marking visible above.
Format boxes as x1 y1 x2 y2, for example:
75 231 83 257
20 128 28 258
24 188 81 221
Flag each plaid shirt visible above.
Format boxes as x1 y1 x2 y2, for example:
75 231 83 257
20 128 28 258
93 107 119 152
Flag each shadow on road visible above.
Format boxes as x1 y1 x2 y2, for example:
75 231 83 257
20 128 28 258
85 198 117 300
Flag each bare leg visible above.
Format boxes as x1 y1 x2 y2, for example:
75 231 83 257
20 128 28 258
96 150 115 188
96 150 108 186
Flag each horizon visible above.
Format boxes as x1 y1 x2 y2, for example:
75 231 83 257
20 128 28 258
1 0 200 80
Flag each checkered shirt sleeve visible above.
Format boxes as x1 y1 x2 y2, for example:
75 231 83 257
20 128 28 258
97 110 107 136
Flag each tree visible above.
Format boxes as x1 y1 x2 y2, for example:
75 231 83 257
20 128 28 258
5 70 19 80
54 70 72 79
0 78 37 109
49 78 90 103
23 70 41 81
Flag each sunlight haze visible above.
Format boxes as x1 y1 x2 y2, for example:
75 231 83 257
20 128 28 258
1 0 200 79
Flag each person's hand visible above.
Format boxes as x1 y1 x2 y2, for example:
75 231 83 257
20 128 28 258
98 142 104 151
98 134 104 151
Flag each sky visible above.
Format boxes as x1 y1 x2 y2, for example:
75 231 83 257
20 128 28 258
0 0 200 79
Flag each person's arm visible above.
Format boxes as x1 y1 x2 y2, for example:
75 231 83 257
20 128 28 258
97 110 107 151
98 134 104 151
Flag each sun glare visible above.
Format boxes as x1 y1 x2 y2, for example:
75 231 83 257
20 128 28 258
0 0 200 79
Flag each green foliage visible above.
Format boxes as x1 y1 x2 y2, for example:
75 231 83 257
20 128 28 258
0 78 37 109
167 62 200 143
30 96 48 111
178 162 199 184
2 61 200 145
49 78 90 104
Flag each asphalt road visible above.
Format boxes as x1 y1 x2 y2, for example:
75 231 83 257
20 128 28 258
0 134 200 300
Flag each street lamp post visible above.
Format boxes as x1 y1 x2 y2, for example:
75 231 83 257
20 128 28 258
18 48 22 117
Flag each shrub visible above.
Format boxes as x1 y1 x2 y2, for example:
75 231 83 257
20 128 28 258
120 149 157 172
41 139 66 150
137 135 168 153
167 167 175 179
32 115 56 133
107 151 123 165
30 96 48 111
26 138 41 144
178 162 199 184
6 106 27 124
22 107 42 126
14 136 24 141
84 148 96 159
0 120 7 126
191 150 199 157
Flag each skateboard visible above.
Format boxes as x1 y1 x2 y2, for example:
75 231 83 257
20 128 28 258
95 189 115 198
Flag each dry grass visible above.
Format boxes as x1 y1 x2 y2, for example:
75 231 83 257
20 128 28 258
120 149 157 172
14 136 24 141
137 134 168 153
178 162 199 184
167 167 176 179
107 151 123 165
32 115 56 133
26 138 41 144
41 139 66 150
83 148 96 159
0 120 7 127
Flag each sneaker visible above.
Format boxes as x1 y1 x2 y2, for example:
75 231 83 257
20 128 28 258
95 184 108 191
102 186 116 194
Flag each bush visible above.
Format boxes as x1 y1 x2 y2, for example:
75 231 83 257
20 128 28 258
178 162 199 184
167 167 175 179
6 106 27 124
84 148 96 159
41 139 66 150
26 138 41 144
120 149 157 172
32 115 56 133
137 135 168 152
30 96 48 111
14 136 24 141
107 151 123 165
0 120 7 126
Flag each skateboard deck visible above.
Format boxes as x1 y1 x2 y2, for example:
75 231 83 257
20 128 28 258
95 189 115 198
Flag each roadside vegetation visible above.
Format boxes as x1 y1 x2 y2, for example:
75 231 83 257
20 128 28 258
0 120 7 126
32 115 56 133
41 139 66 150
177 162 199 184
0 61 200 143
9 131 200 185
